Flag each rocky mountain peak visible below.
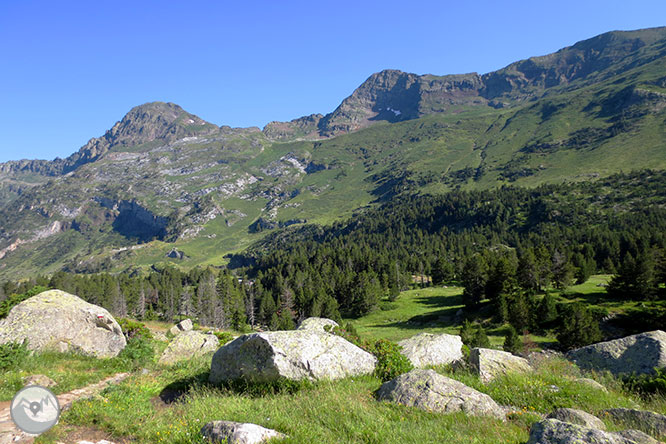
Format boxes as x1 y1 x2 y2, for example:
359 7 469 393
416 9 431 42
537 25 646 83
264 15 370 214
62 102 219 173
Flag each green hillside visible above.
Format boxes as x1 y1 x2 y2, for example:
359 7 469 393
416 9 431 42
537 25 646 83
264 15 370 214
0 27 665 279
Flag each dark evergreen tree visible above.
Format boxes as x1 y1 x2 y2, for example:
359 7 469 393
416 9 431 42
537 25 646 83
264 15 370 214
556 303 602 350
461 255 488 309
503 325 522 354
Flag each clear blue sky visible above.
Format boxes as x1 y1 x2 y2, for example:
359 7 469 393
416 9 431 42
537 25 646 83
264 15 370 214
1 0 665 162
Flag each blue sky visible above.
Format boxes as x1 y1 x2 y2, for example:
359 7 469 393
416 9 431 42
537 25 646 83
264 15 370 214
1 0 665 162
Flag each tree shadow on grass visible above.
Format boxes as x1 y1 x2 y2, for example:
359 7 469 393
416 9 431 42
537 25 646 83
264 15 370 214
158 370 316 404
412 293 463 308
157 370 211 406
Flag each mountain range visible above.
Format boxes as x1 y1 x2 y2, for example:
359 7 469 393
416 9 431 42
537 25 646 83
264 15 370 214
1 27 665 279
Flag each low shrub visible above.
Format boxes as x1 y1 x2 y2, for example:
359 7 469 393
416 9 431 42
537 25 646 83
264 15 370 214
0 340 29 371
330 324 412 382
365 339 413 382
118 318 152 340
116 335 154 368
211 331 235 344
623 367 666 396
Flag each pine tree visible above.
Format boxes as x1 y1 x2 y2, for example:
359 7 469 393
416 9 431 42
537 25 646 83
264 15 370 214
459 319 474 347
503 325 522 354
537 291 558 328
472 324 490 348
556 303 602 350
461 255 488 309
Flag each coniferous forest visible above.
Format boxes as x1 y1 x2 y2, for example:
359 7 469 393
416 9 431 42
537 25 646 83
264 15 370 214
2 170 665 349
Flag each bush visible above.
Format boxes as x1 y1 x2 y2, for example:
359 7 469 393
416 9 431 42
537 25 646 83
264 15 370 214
623 367 666 396
211 331 235 344
329 326 412 382
116 335 154 368
0 340 30 371
118 318 152 340
0 286 49 319
329 323 362 347
365 339 413 382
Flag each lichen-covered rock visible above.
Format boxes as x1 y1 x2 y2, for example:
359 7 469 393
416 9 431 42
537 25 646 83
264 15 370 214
470 348 532 383
376 369 504 419
22 374 57 387
567 330 666 376
169 318 193 336
397 333 463 368
296 317 339 332
0 290 126 358
527 419 660 444
159 330 219 365
574 377 608 393
209 329 376 384
547 408 606 430
201 421 286 444
603 408 666 438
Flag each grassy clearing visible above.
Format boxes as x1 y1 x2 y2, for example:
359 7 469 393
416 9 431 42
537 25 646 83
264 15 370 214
345 286 553 347
345 286 465 342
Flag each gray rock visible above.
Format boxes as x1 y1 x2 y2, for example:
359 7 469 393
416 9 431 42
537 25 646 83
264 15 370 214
201 421 286 444
547 408 606 430
152 331 169 342
376 369 504 419
575 377 608 392
397 333 463 368
567 330 666 376
159 330 219 365
527 419 660 444
296 317 339 332
0 290 126 358
209 329 376 384
603 408 666 438
169 318 193 336
22 374 57 387
470 348 532 383
616 429 664 444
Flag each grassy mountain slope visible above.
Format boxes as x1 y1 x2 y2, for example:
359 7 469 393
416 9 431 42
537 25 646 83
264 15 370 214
0 28 665 279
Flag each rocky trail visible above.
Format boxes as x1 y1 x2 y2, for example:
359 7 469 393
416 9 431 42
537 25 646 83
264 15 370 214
0 372 129 444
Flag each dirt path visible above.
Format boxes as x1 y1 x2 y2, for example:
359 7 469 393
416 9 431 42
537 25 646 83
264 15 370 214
0 373 129 444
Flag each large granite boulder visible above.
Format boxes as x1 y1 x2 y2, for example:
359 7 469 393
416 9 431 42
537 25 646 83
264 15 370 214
296 317 339 332
169 318 193 336
603 408 666 438
0 290 126 358
397 333 463 368
376 369 504 419
201 421 286 444
470 348 532 383
159 330 219 365
547 408 606 430
527 419 660 444
209 329 376 384
567 330 666 376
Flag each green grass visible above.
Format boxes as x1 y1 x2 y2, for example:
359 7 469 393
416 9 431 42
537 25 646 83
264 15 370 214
345 286 553 347
0 351 127 401
39 357 531 444
31 348 666 444
345 286 465 342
